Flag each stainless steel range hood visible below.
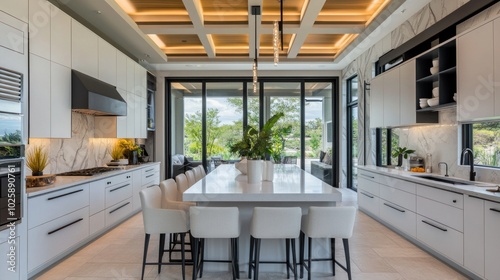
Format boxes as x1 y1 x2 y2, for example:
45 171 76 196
71 70 127 116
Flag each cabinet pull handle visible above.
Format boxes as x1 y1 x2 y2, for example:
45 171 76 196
109 202 130 214
421 220 447 232
47 218 83 235
360 192 374 199
490 208 500 213
452 200 457 203
360 174 375 179
145 174 155 178
47 189 83 200
109 183 130 192
383 203 405 213
145 168 154 172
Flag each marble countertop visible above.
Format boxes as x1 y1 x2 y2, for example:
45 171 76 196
183 164 342 202
26 162 160 197
358 165 500 202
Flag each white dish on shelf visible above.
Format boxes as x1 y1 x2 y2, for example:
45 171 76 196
432 87 439 97
430 66 439 75
453 93 457 101
432 58 439 67
420 102 429 108
427 97 439 106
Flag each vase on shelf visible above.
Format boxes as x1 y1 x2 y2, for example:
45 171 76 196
247 159 263 184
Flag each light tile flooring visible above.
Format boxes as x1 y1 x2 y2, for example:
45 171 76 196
35 189 468 280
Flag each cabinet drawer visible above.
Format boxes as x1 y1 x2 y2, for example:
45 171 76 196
142 173 160 188
379 184 416 212
28 207 89 271
416 214 463 265
28 184 89 229
417 185 463 209
379 199 416 238
358 190 379 216
380 176 416 194
142 165 159 176
105 198 133 227
485 200 500 280
358 170 379 182
89 211 105 236
417 196 463 232
358 177 379 196
105 181 132 208
100 172 132 188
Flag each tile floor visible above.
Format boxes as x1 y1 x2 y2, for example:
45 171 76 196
35 189 468 280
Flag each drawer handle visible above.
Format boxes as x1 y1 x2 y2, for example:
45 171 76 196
109 202 130 214
47 189 84 200
360 192 374 199
360 174 375 179
109 183 130 193
383 203 405 213
145 168 154 173
421 220 447 232
452 200 457 203
47 218 83 235
126 175 131 179
490 208 500 213
145 174 155 178
107 181 112 185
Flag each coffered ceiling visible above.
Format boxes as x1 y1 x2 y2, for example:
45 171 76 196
115 0 390 62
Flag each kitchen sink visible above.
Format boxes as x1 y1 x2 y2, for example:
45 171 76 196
412 175 470 185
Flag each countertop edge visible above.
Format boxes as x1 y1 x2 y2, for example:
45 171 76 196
358 165 500 202
26 162 161 198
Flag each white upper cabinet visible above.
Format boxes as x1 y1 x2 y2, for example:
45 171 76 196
50 8 71 67
126 57 135 93
116 51 127 90
134 63 147 97
98 38 117 86
29 0 51 59
399 60 417 126
0 0 28 21
370 74 384 128
494 18 500 118
457 20 496 121
126 92 136 138
139 96 147 138
383 68 400 127
29 54 51 138
50 62 71 138
71 19 98 77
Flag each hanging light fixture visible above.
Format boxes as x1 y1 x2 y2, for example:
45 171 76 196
251 6 260 93
273 0 284 66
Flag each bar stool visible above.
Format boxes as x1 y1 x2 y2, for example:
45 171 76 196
197 165 207 177
189 206 240 280
185 169 196 186
139 186 190 280
248 207 302 280
175 173 190 200
299 206 356 280
192 166 204 182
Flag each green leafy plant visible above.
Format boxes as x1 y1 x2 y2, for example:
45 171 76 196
229 112 285 160
26 145 49 176
392 146 415 159
109 142 125 161
118 139 142 155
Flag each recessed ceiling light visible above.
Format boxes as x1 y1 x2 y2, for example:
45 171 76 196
96 10 102 14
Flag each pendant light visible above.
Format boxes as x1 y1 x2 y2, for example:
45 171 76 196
251 6 260 93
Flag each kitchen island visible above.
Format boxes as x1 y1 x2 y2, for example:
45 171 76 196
183 164 342 274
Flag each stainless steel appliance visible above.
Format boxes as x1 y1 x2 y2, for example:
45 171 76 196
57 167 121 176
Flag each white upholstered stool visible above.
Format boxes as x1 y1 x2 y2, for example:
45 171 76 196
185 169 196 187
139 186 190 280
192 166 204 182
175 173 190 200
299 206 356 280
248 207 302 280
197 165 206 177
190 206 240 280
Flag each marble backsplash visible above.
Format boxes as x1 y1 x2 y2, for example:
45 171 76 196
28 112 119 174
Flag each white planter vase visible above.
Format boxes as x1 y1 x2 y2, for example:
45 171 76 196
235 158 247 174
262 160 274 181
247 159 263 184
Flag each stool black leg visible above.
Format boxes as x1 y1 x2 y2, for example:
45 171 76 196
141 234 150 280
159 234 165 273
343 238 352 280
248 236 254 279
307 237 312 280
191 237 199 280
285 239 290 279
299 232 305 278
254 238 261 280
181 233 186 280
199 239 205 278
235 237 240 277
331 238 336 276
291 239 298 280
230 238 237 280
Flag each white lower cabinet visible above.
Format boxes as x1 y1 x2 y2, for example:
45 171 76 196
417 196 463 232
379 199 416 238
485 200 500 280
464 195 485 278
0 236 20 280
358 190 379 216
28 207 89 271
105 198 133 227
132 169 143 212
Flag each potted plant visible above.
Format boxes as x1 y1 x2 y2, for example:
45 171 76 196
26 145 49 176
118 139 142 165
392 146 415 170
229 112 284 183
109 142 126 163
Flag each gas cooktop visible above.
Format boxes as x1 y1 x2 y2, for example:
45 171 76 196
57 167 121 176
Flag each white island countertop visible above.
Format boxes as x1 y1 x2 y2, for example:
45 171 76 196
183 164 342 202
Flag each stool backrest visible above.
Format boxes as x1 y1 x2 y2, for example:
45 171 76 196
190 206 240 238
185 169 196 186
159 178 179 205
250 207 302 238
198 165 206 176
304 206 356 238
175 173 190 200
193 166 203 182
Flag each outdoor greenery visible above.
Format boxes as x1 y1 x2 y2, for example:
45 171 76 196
0 130 22 158
473 122 500 167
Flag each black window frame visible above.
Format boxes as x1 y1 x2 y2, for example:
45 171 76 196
346 75 358 190
376 128 394 167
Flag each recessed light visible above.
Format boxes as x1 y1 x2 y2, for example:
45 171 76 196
96 10 102 14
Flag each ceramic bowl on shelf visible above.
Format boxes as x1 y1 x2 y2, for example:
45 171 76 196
427 97 439 106
432 58 439 67
453 93 457 101
430 66 439 75
420 102 429 109
432 87 439 97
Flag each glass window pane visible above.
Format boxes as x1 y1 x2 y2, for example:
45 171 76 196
349 76 358 102
351 106 358 188
472 122 500 167
246 82 260 129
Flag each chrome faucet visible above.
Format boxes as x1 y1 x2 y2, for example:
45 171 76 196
460 148 476 181
438 162 449 177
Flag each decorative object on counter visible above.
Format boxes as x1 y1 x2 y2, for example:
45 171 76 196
229 112 284 183
26 145 49 176
392 146 415 171
118 139 142 165
109 142 125 162
26 174 56 188
425 153 433 173
427 97 439 107
235 158 248 174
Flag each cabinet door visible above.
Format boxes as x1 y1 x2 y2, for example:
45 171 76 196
464 195 484 277
126 92 135 138
383 68 400 127
134 95 142 138
139 96 147 138
28 0 51 59
50 8 71 67
29 54 51 138
71 20 98 77
0 238 20 280
0 0 28 21
132 169 142 211
485 200 500 279
370 74 384 128
457 22 494 121
126 58 135 93
134 63 145 97
98 38 117 86
116 88 128 138
50 62 71 138
116 51 127 90
399 60 416 126
494 18 500 116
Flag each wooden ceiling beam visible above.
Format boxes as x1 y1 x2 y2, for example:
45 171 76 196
182 0 216 58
